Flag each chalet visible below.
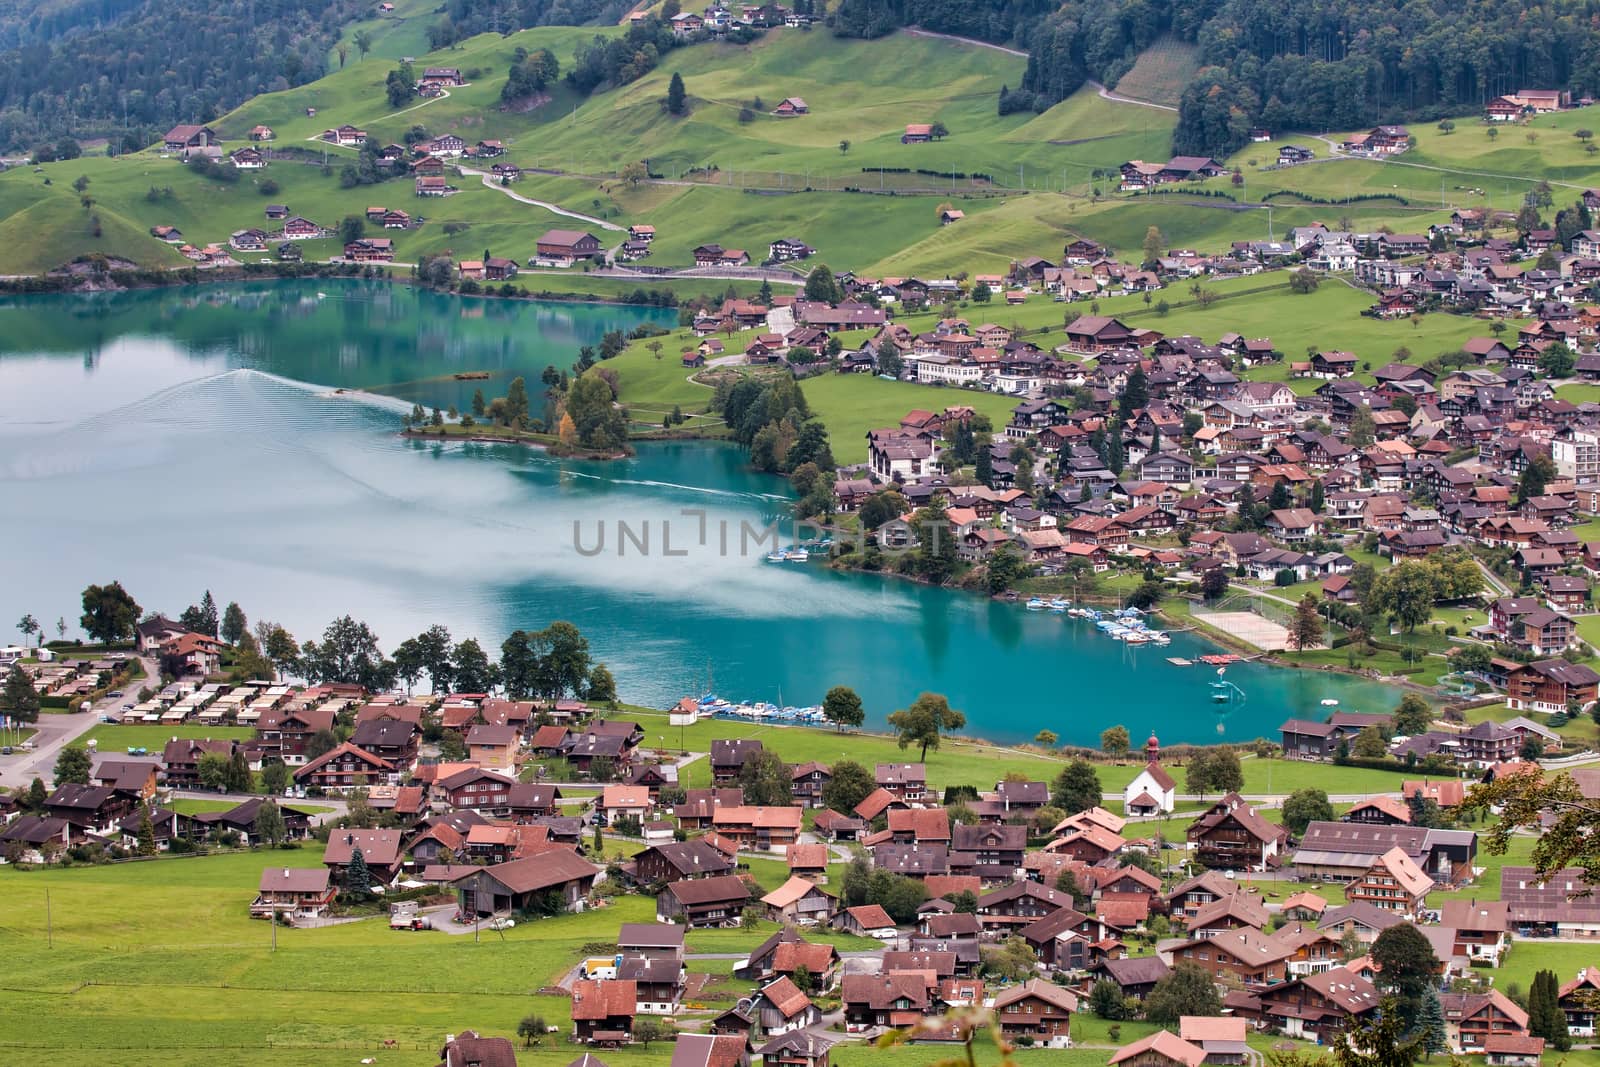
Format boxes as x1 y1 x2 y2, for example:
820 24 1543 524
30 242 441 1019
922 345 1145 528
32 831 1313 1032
435 767 517 813
1560 968 1600 1037
535 229 603 266
294 743 395 791
1112 1032 1209 1067
249 125 274 141
161 737 236 788
1441 899 1510 966
1345 846 1433 915
344 238 394 262
1255 968 1382 1042
693 244 751 267
876 763 928 803
760 1032 834 1067
658 875 751 927
1186 794 1288 870
841 972 931 1031
773 97 809 116
1504 658 1600 713
1485 1036 1545 1067
571 980 637 1044
1064 316 1136 354
1169 927 1293 988
424 134 467 156
323 125 367 147
1295 822 1477 884
1441 991 1530 1052
323 828 405 886
1310 351 1358 378
419 67 465 87
769 238 813 262
252 866 337 920
415 174 449 197
44 784 135 835
633 839 736 884
230 148 266 170
349 718 420 769
1093 955 1170 1002
711 738 765 784
992 979 1076 1048
902 124 934 144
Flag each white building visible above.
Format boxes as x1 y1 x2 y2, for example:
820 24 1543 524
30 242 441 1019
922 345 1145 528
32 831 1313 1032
1123 733 1177 815
1552 425 1600 480
912 353 982 386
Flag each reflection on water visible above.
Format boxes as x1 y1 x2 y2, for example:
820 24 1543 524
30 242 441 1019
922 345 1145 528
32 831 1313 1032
0 283 1404 744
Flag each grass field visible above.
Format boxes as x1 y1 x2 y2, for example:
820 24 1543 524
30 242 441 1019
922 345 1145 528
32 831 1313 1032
79 723 256 752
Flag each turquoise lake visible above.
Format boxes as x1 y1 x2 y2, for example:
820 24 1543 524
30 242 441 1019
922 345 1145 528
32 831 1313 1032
0 280 1402 745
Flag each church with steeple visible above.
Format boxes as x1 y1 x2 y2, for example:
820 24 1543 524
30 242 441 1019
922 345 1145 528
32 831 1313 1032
1123 732 1177 816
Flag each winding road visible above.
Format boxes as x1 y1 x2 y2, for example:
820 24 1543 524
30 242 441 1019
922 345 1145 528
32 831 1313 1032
1086 79 1179 113
458 166 624 231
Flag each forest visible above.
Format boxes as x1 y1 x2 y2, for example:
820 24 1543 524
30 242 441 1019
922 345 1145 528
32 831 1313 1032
0 0 146 49
0 0 369 153
1172 0 1600 156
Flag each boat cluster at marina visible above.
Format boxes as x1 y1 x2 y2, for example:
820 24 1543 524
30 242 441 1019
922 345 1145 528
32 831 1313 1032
1023 600 1172 645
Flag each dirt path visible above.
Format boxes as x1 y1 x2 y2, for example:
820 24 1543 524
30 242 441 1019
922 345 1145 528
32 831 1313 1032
902 27 1026 58
1086 79 1179 113
458 166 624 231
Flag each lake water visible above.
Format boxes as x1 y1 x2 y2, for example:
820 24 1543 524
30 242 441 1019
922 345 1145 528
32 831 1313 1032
0 280 1401 745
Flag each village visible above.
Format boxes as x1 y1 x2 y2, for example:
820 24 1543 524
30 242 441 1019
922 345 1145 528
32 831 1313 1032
15 5 1600 1062
4 587 1600 1067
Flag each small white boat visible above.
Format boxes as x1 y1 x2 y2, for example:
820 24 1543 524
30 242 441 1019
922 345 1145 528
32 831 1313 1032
1320 698 1340 707
1025 598 1047 610
1048 597 1070 612
786 548 810 562
766 551 787 563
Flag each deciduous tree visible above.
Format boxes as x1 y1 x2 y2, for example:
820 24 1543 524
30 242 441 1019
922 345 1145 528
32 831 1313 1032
823 685 865 731
1145 961 1223 1024
1282 788 1333 834
80 580 140 646
887 692 965 760
821 760 875 813
1370 923 1439 1015
1051 758 1101 813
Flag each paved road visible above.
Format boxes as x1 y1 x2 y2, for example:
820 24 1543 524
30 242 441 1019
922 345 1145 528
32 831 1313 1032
0 652 159 788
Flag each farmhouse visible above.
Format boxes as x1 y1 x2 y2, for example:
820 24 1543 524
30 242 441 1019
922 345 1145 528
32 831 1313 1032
536 230 603 266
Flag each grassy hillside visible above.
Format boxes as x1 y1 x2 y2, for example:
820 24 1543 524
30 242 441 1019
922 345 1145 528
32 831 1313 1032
0 178 186 273
10 24 1598 279
1109 36 1199 108
327 0 440 67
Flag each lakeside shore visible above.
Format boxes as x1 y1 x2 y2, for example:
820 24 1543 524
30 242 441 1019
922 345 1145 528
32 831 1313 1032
0 260 710 310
